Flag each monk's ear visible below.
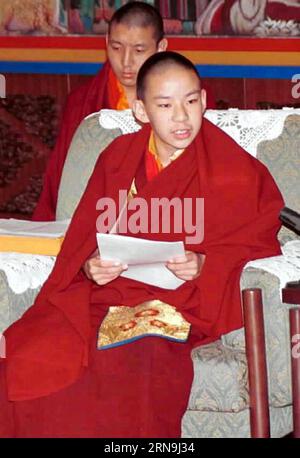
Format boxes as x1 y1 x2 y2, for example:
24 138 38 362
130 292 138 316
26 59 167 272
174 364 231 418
200 88 207 113
132 100 149 124
157 38 168 52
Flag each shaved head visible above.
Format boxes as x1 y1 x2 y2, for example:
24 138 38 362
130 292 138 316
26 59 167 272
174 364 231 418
136 51 201 101
108 2 164 44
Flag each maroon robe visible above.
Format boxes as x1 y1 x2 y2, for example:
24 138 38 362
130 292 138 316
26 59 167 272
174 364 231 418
0 120 283 437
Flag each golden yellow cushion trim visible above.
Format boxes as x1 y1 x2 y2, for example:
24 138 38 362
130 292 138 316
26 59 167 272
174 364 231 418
0 235 64 256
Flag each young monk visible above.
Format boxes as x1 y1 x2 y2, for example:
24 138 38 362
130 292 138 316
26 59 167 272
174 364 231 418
0 52 283 438
32 2 168 222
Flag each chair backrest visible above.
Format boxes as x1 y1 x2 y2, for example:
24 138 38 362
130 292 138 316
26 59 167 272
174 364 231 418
56 112 122 220
205 109 300 244
257 114 300 243
56 108 140 221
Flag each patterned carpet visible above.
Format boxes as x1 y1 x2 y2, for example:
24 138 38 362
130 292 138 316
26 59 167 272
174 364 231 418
0 95 58 217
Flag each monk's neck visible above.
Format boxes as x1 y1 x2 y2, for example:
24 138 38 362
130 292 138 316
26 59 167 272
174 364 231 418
156 145 176 168
123 86 136 108
157 151 173 168
153 134 184 168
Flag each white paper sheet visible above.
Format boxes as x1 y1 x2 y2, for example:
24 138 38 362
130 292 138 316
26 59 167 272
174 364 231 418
96 233 186 290
0 219 70 238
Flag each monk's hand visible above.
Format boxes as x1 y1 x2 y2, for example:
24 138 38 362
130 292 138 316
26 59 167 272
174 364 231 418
83 255 128 285
166 251 206 281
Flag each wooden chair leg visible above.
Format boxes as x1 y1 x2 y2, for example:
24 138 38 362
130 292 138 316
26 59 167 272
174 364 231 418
289 308 300 438
242 288 270 438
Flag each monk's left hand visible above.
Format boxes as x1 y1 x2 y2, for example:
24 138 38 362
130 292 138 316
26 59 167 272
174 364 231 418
166 251 206 281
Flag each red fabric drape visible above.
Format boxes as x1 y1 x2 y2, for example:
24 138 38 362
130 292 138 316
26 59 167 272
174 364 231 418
3 119 283 403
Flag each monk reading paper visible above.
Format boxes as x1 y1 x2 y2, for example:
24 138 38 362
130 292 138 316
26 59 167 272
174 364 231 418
0 52 283 438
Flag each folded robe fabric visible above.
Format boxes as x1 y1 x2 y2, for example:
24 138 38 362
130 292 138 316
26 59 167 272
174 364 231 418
4 119 283 401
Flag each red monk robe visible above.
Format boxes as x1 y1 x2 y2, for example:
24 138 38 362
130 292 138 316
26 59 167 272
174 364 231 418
32 63 216 222
0 119 283 438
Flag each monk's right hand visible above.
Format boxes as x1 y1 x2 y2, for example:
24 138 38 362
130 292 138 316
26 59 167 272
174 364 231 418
83 255 128 285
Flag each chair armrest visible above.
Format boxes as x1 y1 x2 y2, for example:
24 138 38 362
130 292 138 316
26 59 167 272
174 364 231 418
241 265 292 406
0 252 55 333
223 255 300 350
220 261 295 407
0 268 41 333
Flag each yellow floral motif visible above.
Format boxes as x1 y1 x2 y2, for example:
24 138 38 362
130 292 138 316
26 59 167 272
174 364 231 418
98 299 191 349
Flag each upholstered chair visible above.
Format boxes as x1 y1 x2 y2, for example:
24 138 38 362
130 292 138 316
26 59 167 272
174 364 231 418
182 111 300 438
1 109 300 439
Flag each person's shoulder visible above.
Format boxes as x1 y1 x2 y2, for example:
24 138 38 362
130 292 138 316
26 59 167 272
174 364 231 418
202 118 272 182
203 118 266 167
66 65 108 105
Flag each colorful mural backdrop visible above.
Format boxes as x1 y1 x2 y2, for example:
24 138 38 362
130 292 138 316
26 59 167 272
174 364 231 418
0 0 299 36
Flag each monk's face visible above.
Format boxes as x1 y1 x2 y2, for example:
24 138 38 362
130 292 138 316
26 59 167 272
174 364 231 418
107 23 167 89
134 65 206 158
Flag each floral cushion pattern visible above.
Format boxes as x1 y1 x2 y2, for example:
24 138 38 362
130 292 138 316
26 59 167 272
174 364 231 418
187 341 249 413
182 406 292 438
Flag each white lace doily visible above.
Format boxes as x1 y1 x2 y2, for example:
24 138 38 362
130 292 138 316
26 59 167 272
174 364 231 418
0 252 55 294
1 241 300 297
98 109 141 134
205 108 300 157
97 108 300 158
245 240 300 292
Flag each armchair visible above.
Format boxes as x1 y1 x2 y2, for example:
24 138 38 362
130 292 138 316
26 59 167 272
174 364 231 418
182 109 300 438
1 108 300 439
